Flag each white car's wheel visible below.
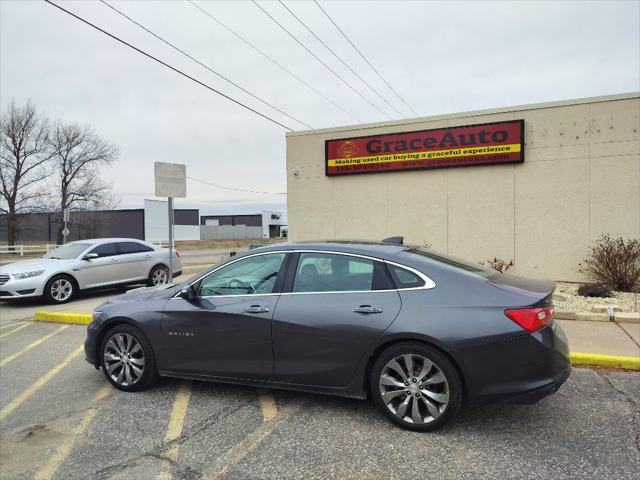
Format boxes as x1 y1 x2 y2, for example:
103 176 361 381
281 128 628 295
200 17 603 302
44 274 76 304
147 265 169 287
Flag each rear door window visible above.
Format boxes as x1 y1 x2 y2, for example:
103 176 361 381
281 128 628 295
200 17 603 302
293 253 375 292
117 242 153 254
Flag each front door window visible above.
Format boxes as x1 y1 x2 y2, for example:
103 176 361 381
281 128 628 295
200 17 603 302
198 253 286 296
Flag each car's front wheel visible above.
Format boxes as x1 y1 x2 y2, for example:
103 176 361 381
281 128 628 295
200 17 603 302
100 325 158 392
44 274 76 304
370 342 462 431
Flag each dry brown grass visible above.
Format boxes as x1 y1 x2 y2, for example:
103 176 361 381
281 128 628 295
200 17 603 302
174 238 287 250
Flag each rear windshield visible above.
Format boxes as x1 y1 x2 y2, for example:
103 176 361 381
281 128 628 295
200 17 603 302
44 243 91 259
405 247 496 278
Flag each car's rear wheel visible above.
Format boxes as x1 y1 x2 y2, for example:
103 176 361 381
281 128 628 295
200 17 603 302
147 264 169 287
44 274 76 304
100 325 158 392
370 342 462 431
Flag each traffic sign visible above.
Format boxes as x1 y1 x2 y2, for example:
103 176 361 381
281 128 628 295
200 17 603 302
154 162 187 198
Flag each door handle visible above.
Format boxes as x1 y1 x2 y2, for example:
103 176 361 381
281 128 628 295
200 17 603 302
244 305 270 314
109 258 118 262
352 305 383 314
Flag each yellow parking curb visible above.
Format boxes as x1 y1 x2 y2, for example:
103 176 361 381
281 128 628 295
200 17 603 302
570 352 640 371
34 311 92 325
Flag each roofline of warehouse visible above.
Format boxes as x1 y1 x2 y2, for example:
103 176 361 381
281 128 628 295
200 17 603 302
286 91 640 137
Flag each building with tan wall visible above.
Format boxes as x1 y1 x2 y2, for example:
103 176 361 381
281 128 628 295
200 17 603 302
286 92 640 281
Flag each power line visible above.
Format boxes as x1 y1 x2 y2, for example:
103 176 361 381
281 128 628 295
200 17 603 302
313 0 419 117
278 0 406 119
251 0 392 121
187 176 286 195
187 0 363 124
99 0 312 129
43 0 294 130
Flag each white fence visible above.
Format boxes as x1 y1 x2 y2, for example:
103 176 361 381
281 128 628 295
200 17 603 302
0 244 59 256
200 225 263 240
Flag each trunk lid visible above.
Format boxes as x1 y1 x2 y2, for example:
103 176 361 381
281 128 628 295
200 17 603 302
487 272 555 306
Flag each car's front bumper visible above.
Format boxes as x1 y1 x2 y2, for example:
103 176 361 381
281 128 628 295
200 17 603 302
0 276 45 298
84 319 100 368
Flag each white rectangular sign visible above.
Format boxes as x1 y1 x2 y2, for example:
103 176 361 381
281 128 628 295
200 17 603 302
154 162 187 198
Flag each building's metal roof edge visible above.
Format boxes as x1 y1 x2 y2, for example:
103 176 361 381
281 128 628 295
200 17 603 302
286 91 640 138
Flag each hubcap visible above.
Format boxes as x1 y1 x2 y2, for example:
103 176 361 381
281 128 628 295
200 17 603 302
51 278 73 301
103 333 145 386
152 267 168 286
379 353 449 425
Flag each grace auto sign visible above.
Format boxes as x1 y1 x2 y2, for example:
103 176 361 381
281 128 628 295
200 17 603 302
325 120 524 176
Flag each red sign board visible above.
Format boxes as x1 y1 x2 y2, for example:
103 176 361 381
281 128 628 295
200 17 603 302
325 120 524 176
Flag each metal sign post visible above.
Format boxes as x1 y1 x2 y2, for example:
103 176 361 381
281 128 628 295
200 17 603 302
62 209 70 243
154 162 187 283
168 197 174 281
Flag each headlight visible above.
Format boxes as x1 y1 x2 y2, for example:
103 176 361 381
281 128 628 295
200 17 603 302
92 310 104 321
13 270 45 280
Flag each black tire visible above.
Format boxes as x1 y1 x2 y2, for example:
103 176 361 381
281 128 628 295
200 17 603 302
99 324 159 392
370 342 462 431
43 274 76 304
147 264 169 287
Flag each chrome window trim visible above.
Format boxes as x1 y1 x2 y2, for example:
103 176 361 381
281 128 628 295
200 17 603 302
171 249 436 299
384 260 436 290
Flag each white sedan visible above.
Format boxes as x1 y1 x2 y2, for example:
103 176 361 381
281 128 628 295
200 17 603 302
0 238 182 304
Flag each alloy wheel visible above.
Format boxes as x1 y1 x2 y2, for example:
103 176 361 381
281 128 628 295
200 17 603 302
378 353 450 425
50 278 73 302
103 333 145 386
151 267 168 286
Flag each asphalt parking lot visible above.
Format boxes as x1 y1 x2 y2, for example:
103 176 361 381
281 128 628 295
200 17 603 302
1 292 639 480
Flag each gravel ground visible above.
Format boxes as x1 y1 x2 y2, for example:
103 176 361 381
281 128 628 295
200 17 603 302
553 282 640 313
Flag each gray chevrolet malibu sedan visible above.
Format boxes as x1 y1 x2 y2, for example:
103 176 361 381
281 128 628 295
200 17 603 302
85 238 570 431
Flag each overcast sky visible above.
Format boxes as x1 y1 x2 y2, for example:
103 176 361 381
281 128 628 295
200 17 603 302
1 0 639 216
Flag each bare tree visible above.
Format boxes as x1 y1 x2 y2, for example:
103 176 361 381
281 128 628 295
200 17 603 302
0 100 54 246
48 121 119 243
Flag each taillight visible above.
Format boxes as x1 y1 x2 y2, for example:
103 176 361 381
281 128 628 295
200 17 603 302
504 307 554 333
175 250 181 258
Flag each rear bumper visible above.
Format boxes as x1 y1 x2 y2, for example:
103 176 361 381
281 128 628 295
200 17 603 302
459 321 571 405
504 366 571 404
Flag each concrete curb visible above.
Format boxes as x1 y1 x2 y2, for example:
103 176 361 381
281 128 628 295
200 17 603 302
35 311 92 325
570 352 640 371
556 310 640 323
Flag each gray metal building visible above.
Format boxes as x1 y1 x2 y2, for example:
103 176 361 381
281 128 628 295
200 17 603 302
0 208 199 243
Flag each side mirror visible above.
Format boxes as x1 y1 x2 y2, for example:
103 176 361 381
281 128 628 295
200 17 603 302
179 285 196 301
83 253 99 260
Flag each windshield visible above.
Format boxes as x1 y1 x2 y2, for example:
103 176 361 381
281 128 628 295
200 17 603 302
405 247 497 277
43 243 91 259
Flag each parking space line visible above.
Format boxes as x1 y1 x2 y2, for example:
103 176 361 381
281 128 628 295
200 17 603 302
0 322 32 338
0 345 83 422
0 325 69 368
33 383 112 480
0 321 28 330
156 381 192 480
259 393 277 421
205 400 303 480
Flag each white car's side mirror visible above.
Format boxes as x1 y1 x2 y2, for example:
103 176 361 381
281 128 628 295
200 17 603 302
83 253 99 260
